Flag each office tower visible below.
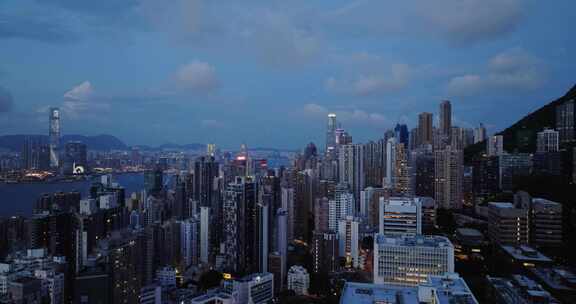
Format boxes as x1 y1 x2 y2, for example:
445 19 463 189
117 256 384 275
363 140 385 188
379 197 422 235
337 216 359 268
222 176 261 275
530 198 563 247
439 100 452 139
360 187 388 229
434 146 463 209
49 107 61 169
294 171 313 243
338 144 365 206
514 192 564 247
409 128 418 151
487 202 529 245
326 113 337 153
328 185 354 231
394 123 409 147
311 231 339 274
418 112 433 147
144 168 163 195
275 208 288 290
267 253 283 294
256 202 269 273
373 234 455 286
498 153 532 191
487 135 504 156
223 273 274 304
206 143 216 157
463 128 475 148
281 187 295 241
384 137 397 190
416 197 436 232
314 197 329 232
411 148 435 198
556 98 575 144
287 266 310 296
474 123 487 143
393 143 411 196
173 179 188 220
22 136 50 170
63 141 87 174
472 155 499 200
194 156 219 208
537 128 560 153
180 217 200 268
200 206 210 264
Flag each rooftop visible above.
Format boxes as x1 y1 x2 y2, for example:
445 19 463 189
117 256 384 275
530 267 576 291
501 245 552 263
376 234 453 248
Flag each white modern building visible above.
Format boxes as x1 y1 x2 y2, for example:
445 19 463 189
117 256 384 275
328 189 354 231
156 266 177 289
139 284 162 304
379 197 422 235
340 273 478 304
373 234 454 286
287 265 310 296
224 273 274 304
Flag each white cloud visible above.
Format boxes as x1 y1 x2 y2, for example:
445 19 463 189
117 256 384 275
200 119 223 128
447 48 545 96
302 103 388 126
176 60 219 92
64 81 93 101
326 63 411 96
417 0 523 45
324 0 524 46
62 81 110 119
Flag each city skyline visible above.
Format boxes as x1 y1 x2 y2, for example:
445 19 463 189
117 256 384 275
0 1 575 148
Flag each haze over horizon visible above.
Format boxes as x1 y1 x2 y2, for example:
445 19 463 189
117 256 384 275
1 0 575 149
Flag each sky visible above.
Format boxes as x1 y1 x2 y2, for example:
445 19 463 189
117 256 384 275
0 0 574 149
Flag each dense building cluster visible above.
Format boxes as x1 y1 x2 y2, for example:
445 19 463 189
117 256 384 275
0 97 575 304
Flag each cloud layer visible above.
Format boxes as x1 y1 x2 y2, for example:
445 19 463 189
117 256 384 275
176 60 219 92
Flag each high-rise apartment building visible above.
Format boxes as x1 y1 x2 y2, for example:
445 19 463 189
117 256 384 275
337 216 359 268
434 147 463 209
338 144 365 206
556 98 575 144
537 128 560 153
487 135 504 156
439 100 452 139
418 112 433 147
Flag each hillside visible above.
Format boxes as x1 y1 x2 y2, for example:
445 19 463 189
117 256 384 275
0 134 128 151
465 84 576 161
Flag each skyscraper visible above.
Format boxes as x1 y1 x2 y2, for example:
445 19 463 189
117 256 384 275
474 123 487 144
49 107 61 169
439 100 452 138
418 112 433 147
338 144 364 206
326 113 337 153
434 146 463 209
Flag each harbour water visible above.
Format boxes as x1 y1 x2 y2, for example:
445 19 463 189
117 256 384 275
0 173 145 216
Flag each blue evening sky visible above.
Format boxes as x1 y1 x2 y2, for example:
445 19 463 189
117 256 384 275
0 0 574 149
